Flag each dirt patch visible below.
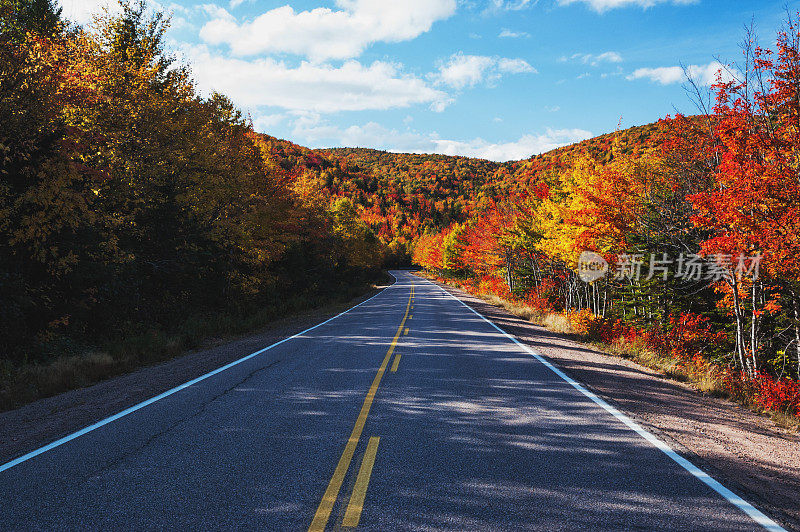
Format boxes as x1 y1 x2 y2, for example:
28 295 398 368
0 283 389 465
432 279 800 530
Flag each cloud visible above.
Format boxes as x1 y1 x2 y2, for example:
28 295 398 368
557 0 696 12
561 51 623 66
291 116 435 152
436 54 495 89
499 29 530 38
199 0 456 61
58 0 119 24
289 116 591 161
498 57 535 73
253 113 286 130
432 128 593 160
182 45 452 112
59 0 193 26
200 4 235 20
626 61 730 85
434 52 536 89
485 0 538 11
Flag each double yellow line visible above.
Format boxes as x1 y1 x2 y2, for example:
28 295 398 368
308 281 414 531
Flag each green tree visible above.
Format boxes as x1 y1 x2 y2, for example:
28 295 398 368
1 0 62 40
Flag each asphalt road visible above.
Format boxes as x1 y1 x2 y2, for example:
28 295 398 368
0 271 783 531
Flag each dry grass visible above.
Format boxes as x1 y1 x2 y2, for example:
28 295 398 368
770 410 800 432
542 313 572 334
471 293 546 324
0 352 118 409
603 337 728 398
607 339 689 381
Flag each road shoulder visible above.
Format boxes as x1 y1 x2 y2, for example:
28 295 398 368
430 277 800 530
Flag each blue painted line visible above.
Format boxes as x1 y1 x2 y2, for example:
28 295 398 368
0 277 397 474
430 277 785 532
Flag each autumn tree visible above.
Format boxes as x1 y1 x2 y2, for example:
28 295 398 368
691 15 800 376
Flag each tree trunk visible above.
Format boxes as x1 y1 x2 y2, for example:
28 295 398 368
750 280 760 373
730 279 748 374
793 295 800 381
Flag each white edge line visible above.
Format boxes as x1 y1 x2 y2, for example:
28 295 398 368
0 275 398 474
427 277 785 532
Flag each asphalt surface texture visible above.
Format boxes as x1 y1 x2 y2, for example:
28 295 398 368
0 271 779 530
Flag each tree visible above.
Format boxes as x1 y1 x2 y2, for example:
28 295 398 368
691 15 800 376
1 0 62 40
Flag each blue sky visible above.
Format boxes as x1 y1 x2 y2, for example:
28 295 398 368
59 0 798 160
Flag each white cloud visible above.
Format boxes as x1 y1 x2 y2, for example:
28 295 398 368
199 0 456 61
436 54 495 89
435 52 536 89
626 61 730 85
58 0 119 24
561 51 623 66
545 105 560 112
432 128 592 160
166 3 191 15
499 29 530 38
498 57 535 73
486 0 537 11
253 113 286 130
557 0 696 12
59 0 194 26
182 45 452 113
200 4 235 20
593 51 623 63
289 115 591 161
291 116 434 152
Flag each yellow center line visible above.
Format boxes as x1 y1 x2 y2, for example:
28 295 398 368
308 281 413 532
404 327 409 336
342 436 381 527
390 352 402 373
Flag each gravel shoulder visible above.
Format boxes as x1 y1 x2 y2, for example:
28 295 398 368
431 278 800 530
0 282 390 466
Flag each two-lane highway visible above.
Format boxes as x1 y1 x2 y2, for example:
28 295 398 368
0 271 783 530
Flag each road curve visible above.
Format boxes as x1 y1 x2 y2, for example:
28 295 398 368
0 271 783 530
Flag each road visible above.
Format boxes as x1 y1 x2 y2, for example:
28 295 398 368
0 271 783 530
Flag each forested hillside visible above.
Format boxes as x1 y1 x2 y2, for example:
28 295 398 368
318 123 664 261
